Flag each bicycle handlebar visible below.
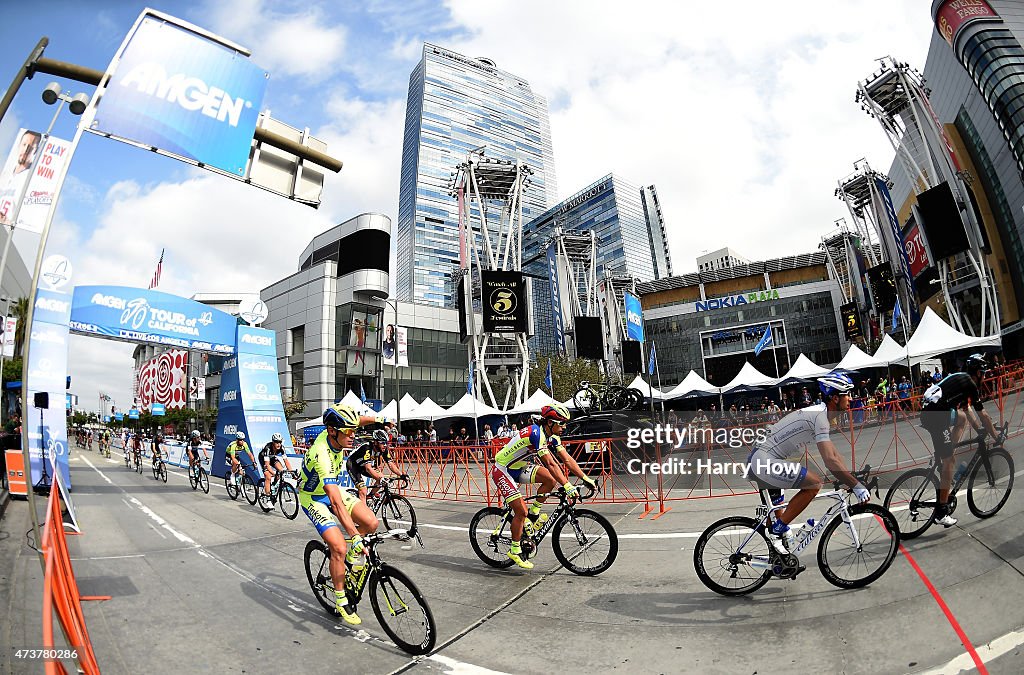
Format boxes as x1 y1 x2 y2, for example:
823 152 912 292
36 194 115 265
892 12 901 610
833 465 879 496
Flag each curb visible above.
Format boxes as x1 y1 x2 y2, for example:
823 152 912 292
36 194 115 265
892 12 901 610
0 486 9 521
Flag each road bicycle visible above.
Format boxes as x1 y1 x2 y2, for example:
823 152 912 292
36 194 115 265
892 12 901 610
572 381 645 414
134 450 143 474
305 531 436 655
256 468 299 519
469 483 617 575
693 466 900 596
224 467 252 501
884 424 1013 539
188 457 211 494
367 476 420 543
151 455 168 483
124 448 132 469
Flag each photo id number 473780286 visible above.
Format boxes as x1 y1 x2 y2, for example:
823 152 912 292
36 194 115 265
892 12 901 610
12 648 78 660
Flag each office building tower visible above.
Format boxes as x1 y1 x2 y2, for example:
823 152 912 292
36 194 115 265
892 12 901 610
397 43 557 307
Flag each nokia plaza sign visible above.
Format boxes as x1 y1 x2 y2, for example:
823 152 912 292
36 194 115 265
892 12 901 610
92 13 268 176
695 289 781 312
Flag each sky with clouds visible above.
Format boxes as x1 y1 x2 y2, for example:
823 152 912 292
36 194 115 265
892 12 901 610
0 0 937 414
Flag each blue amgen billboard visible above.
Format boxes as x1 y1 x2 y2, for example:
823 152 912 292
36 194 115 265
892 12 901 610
624 291 644 342
92 15 268 176
70 286 237 353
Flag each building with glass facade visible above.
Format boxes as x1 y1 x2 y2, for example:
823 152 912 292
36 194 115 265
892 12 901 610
397 43 558 308
881 1 1024 353
523 174 673 355
637 252 847 387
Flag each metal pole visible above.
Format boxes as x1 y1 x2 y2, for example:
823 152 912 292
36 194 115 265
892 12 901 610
0 38 48 127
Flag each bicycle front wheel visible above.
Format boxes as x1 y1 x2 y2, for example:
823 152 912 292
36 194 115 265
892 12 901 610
817 503 900 589
278 483 299 519
159 463 167 483
303 540 338 615
226 475 240 500
551 509 618 576
573 387 599 414
967 448 1014 518
693 516 772 596
369 564 436 655
189 466 198 490
381 495 418 537
198 468 210 494
242 475 258 505
883 469 938 540
468 506 514 568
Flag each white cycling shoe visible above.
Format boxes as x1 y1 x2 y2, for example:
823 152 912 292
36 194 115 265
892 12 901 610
936 513 958 528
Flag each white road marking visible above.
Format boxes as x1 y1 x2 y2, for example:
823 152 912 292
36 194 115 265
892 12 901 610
916 626 1024 675
427 654 512 675
70 553 146 561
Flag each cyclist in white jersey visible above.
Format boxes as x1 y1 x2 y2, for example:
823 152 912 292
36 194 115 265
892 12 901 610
748 372 870 553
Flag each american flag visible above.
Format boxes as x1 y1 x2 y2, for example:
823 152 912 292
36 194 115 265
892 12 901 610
148 248 165 289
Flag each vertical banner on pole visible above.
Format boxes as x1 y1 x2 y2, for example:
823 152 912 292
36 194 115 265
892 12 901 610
26 281 72 490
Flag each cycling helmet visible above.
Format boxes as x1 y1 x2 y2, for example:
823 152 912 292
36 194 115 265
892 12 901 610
271 432 283 442
191 430 201 438
540 403 571 424
817 372 854 397
322 402 360 430
235 431 246 440
965 353 988 373
372 429 389 444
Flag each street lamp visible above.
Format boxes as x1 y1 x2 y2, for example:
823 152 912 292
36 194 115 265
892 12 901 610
372 294 401 435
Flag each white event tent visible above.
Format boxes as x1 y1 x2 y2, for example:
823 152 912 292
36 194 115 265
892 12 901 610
774 354 831 386
339 390 375 416
870 334 909 366
904 307 1001 359
626 375 666 400
443 393 504 418
507 389 562 415
663 370 721 399
721 362 778 393
835 344 886 371
403 396 448 421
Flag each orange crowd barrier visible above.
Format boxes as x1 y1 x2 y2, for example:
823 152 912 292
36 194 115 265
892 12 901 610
390 362 1023 512
40 482 108 674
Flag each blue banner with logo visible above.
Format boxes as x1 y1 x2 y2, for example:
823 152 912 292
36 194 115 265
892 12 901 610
547 243 566 355
26 288 71 489
129 408 140 419
211 326 290 479
115 412 124 421
624 292 644 342
151 403 166 416
70 286 237 353
93 14 268 176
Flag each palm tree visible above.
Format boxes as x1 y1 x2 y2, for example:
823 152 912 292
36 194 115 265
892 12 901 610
11 296 27 357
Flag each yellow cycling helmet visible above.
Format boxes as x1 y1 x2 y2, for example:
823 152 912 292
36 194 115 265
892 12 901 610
323 402 360 430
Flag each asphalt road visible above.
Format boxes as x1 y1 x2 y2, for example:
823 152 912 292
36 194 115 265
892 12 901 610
1 440 1023 675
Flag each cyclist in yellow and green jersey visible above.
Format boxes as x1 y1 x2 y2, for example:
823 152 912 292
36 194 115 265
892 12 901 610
299 403 388 625
226 431 255 483
492 404 576 569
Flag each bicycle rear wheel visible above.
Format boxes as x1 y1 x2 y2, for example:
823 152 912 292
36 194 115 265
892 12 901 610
369 564 436 655
573 387 599 414
551 509 618 576
883 468 938 540
693 516 772 596
602 386 630 411
817 503 900 589
303 540 338 615
278 483 299 519
967 448 1014 518
468 507 515 568
198 468 210 494
242 475 258 504
381 495 418 537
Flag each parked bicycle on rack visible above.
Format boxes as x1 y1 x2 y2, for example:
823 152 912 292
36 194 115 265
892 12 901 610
572 381 645 414
469 483 617 575
693 466 900 595
884 423 1012 538
305 531 436 654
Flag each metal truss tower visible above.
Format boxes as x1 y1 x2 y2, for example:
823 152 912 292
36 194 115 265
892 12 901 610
452 149 534 410
855 56 999 336
547 227 598 358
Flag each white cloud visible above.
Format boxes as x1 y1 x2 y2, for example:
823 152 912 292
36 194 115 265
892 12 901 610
202 0 347 81
440 0 934 270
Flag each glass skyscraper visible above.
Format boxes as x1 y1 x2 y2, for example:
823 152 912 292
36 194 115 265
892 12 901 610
523 174 674 355
397 43 558 307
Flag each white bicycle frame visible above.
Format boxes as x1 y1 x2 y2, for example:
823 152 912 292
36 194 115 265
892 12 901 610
740 489 863 568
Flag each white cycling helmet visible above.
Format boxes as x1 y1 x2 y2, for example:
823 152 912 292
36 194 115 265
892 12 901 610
191 430 201 438
235 431 246 440
271 432 283 442
817 372 854 397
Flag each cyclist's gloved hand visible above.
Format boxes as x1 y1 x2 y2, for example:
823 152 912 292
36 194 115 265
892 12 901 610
563 482 578 500
349 535 365 557
374 414 390 425
852 483 870 503
400 473 410 481
582 475 598 491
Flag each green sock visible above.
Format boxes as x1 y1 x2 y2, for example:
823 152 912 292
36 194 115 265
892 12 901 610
529 502 542 515
511 541 521 554
335 589 347 607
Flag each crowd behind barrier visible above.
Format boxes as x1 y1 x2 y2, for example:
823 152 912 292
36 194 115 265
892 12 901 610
384 363 1024 510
